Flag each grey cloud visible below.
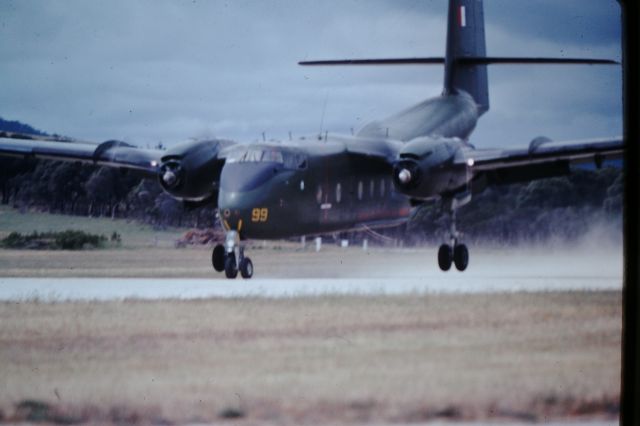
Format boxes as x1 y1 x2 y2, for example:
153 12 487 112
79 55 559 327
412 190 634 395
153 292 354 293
0 0 622 147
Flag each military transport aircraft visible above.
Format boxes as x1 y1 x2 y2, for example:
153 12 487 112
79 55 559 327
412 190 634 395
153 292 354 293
0 0 622 279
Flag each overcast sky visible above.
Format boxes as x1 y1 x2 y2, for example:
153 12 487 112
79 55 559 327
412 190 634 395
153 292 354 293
0 0 621 148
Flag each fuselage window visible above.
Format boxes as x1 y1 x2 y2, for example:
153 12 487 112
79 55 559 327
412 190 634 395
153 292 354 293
336 183 342 203
369 179 374 198
380 178 385 197
357 181 363 200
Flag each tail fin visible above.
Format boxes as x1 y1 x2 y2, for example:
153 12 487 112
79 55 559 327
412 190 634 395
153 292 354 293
444 0 489 115
299 0 618 118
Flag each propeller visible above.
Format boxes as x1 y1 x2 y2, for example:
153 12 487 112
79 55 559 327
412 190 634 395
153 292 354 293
392 159 421 190
156 139 233 203
159 160 183 189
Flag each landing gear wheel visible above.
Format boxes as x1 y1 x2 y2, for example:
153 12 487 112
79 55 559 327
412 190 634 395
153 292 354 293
239 257 253 279
224 255 238 279
438 244 453 271
453 244 469 271
212 244 225 272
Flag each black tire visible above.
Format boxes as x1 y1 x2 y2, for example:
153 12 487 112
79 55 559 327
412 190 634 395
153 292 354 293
239 257 254 279
212 244 225 272
453 244 469 271
224 255 238 279
438 244 453 271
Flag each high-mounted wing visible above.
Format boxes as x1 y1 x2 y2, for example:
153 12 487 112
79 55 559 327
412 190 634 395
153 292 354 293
0 132 160 175
459 136 623 185
323 134 402 164
0 132 237 204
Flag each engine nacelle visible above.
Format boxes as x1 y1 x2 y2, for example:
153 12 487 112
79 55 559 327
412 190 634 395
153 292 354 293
158 139 234 203
392 137 469 199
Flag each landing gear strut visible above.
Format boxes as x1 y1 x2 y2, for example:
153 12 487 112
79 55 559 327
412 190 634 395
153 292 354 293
212 230 253 279
438 195 469 272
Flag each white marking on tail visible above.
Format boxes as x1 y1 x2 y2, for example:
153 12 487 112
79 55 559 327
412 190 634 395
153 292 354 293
459 5 467 27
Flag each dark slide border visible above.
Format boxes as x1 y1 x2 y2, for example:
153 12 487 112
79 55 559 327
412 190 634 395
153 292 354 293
621 0 639 425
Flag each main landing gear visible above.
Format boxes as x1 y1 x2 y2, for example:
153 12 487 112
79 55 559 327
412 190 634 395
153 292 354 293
437 195 469 272
438 242 469 272
212 230 253 279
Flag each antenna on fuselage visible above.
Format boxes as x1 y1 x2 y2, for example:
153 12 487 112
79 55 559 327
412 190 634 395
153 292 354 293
318 90 329 141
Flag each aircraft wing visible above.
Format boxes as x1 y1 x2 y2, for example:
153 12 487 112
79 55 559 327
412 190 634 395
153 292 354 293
0 133 161 175
459 137 623 184
342 136 403 163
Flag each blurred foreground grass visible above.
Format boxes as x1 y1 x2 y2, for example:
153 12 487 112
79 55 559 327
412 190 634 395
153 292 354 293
0 291 621 424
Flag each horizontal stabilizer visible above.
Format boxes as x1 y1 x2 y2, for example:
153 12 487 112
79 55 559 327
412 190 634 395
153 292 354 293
459 56 619 65
299 56 619 66
299 57 445 66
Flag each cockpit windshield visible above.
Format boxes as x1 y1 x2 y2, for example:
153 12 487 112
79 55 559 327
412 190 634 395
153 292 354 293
227 147 307 169
238 149 283 163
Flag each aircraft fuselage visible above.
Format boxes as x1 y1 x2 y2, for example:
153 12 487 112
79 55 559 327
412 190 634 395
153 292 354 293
216 92 481 240
218 138 412 240
357 92 479 142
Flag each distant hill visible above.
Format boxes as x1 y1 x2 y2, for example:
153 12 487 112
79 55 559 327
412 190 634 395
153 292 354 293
0 117 49 136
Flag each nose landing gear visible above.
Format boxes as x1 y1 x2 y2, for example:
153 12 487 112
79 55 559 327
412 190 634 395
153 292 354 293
212 230 254 279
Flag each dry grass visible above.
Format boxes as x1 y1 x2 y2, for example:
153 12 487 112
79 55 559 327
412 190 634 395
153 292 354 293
0 205 623 280
0 291 621 424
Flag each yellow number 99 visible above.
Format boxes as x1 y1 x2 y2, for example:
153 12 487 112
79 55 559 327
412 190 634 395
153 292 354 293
251 208 269 222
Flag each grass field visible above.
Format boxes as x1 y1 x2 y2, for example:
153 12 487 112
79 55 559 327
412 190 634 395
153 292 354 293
0 206 184 249
0 205 424 278
0 205 623 279
0 292 621 424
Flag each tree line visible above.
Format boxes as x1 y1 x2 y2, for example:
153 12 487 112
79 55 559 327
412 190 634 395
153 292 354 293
0 117 622 244
0 155 622 245
406 166 622 246
1 157 218 229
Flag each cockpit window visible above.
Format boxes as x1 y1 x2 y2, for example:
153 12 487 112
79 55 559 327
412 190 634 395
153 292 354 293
234 148 283 163
227 147 307 169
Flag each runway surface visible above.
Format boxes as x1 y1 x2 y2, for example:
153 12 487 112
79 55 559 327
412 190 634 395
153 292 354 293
0 244 623 300
0 271 621 301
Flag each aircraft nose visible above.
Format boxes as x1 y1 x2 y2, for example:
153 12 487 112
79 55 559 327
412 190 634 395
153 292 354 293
218 162 281 233
218 189 260 233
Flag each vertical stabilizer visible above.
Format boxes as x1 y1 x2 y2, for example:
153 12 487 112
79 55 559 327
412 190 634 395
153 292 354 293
444 0 489 115
300 0 616 119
